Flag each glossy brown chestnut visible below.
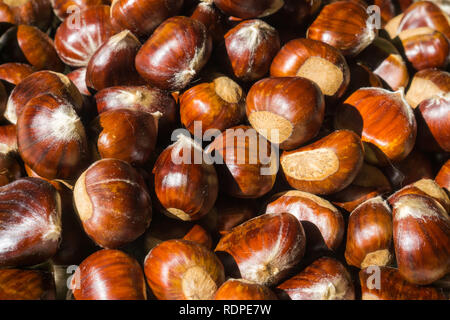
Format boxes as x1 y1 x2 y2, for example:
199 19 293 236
345 197 394 269
399 27 449 71
265 190 344 251
111 0 183 39
215 212 306 286
86 30 144 91
180 76 245 137
359 266 446 300
205 125 278 198
436 159 450 191
356 37 409 91
335 87 417 164
416 93 450 152
144 239 225 300
397 1 450 40
74 158 152 248
270 38 350 99
67 68 91 96
0 0 53 30
388 178 450 212
0 269 56 300
50 0 105 20
246 77 325 150
214 0 284 19
191 0 227 44
405 68 450 108
307 1 377 56
72 249 147 300
277 257 355 300
5 70 84 124
214 279 277 300
135 16 212 91
0 62 34 93
224 19 280 82
0 25 64 72
54 5 117 67
153 135 218 221
280 130 364 195
17 93 89 180
0 178 61 267
392 194 450 285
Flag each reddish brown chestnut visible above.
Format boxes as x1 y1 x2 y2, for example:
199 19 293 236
359 266 446 300
90 109 158 165
191 0 227 44
246 77 325 150
345 197 394 269
265 190 344 251
17 93 89 180
214 0 284 19
0 178 61 267
153 135 218 221
307 1 377 56
0 269 56 300
335 87 417 165
180 76 245 137
270 38 350 99
86 30 144 91
144 239 225 300
183 224 213 250
5 70 84 124
0 124 17 154
67 68 91 96
72 249 147 300
215 212 306 286
277 257 355 300
50 0 105 20
0 62 34 93
405 68 450 108
214 279 277 300
224 19 280 82
135 16 212 91
54 5 117 67
392 194 450 285
205 125 278 198
280 130 364 195
73 158 152 248
0 0 52 30
436 160 450 191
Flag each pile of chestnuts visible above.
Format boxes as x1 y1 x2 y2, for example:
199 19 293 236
0 0 448 301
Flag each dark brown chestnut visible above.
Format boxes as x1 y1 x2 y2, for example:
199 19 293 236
0 269 56 300
214 0 284 19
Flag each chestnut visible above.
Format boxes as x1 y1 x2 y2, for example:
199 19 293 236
111 0 183 39
277 257 355 300
67 68 91 96
392 194 450 285
265 190 344 252
205 125 278 198
0 178 61 267
74 158 152 248
180 76 245 137
388 178 450 212
191 0 227 44
0 63 34 93
356 36 409 91
215 212 306 286
144 239 225 300
0 25 64 72
384 13 404 39
86 30 144 91
359 266 446 300
0 152 22 186
267 0 322 29
398 28 449 71
214 196 257 236
135 16 212 91
280 130 364 195
183 224 213 250
345 197 394 269
436 159 450 191
213 0 284 19
246 77 325 150
415 93 450 152
0 0 53 31
214 279 277 300
50 0 105 20
344 63 384 99
270 38 350 100
72 249 147 300
54 5 117 67
0 269 56 300
5 70 84 124
224 19 280 82
153 135 218 221
335 87 417 165
405 68 450 108
307 1 377 56
0 124 18 154
17 93 89 180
